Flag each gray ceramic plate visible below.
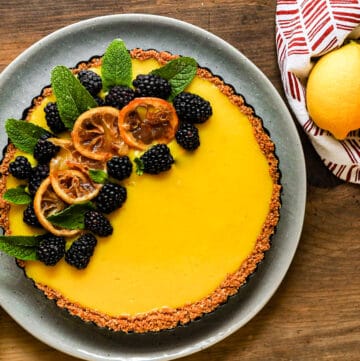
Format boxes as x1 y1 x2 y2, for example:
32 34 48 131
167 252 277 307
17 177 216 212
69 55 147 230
0 14 306 361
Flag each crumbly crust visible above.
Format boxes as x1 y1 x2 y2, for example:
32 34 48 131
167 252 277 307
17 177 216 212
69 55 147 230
0 49 281 333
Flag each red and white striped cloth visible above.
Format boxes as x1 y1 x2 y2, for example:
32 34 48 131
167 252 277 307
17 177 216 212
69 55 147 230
276 0 360 184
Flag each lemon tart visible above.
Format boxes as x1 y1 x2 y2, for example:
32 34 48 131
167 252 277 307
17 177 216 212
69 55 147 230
0 44 281 333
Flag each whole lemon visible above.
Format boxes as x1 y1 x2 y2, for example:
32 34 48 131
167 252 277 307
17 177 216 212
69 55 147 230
306 41 360 139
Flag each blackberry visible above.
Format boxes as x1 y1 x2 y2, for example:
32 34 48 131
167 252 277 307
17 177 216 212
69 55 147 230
44 102 66 134
8 156 32 179
133 74 171 99
23 203 42 228
95 183 127 214
137 144 174 174
173 92 212 123
28 164 49 196
106 156 133 180
36 234 66 266
65 233 97 269
84 210 113 237
175 122 200 151
33 136 60 164
77 70 103 96
105 85 135 109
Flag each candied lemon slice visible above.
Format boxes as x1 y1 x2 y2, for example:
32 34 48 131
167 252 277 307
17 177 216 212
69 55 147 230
50 138 104 173
71 106 129 160
50 169 101 204
118 97 179 150
33 177 80 237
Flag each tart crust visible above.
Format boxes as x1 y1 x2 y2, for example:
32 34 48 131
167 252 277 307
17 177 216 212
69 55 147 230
0 49 281 333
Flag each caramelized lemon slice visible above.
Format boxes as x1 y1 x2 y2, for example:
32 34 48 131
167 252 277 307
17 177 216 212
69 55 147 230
48 139 102 204
50 169 101 204
33 177 80 237
118 97 179 150
50 138 104 173
71 106 129 160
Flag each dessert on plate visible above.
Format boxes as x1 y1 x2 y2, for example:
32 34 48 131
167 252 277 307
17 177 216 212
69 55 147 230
0 39 281 333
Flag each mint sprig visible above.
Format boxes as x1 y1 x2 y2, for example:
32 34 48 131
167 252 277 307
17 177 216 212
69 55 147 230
0 235 40 260
51 66 97 130
151 57 197 101
47 202 94 230
5 119 50 154
102 39 132 90
3 186 31 205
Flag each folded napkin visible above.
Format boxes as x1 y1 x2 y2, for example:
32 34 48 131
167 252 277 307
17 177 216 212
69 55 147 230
275 0 360 184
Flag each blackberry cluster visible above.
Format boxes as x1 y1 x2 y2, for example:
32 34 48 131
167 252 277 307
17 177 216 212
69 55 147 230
77 70 103 96
105 85 135 109
28 163 49 196
8 156 32 179
173 92 212 123
33 136 60 164
23 203 42 228
95 183 127 214
84 210 113 237
65 233 97 269
138 144 174 174
36 234 66 266
106 156 133 180
133 74 171 99
44 102 66 134
175 122 200 151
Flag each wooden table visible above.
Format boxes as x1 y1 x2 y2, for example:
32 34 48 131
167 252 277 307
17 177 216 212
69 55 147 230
0 1 359 360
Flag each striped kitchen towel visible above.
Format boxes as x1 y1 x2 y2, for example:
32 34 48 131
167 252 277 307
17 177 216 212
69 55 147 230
276 0 360 184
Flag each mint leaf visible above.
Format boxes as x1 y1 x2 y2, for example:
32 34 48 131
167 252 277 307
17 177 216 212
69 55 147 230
5 119 50 154
3 186 31 205
134 157 144 176
0 235 40 260
0 243 37 260
89 169 108 184
51 66 97 129
102 39 132 90
0 235 40 247
47 202 94 230
151 57 197 101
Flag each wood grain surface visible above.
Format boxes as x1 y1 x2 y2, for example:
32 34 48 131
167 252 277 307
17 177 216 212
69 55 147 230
0 1 359 360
